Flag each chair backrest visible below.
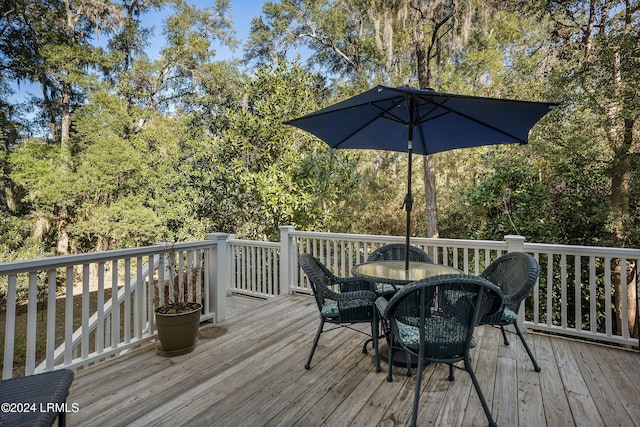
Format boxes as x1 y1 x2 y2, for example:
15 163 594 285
367 243 433 263
384 274 502 360
480 252 539 312
299 253 339 310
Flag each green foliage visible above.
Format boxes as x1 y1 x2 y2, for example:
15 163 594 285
8 140 77 210
439 145 558 242
70 196 164 249
0 215 47 305
212 60 368 240
0 215 44 260
0 0 638 259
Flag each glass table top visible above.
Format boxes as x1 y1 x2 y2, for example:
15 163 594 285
352 261 461 285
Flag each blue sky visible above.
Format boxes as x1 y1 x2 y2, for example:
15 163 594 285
145 0 266 61
9 0 267 104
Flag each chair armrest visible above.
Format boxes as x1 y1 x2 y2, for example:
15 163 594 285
375 296 389 317
331 289 377 302
337 277 375 293
499 290 526 312
501 293 518 306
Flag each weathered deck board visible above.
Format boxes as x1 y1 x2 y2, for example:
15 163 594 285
67 294 640 427
536 334 574 426
515 334 544 426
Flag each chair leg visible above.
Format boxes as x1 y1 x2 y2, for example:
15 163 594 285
405 352 413 377
513 322 541 372
374 316 381 373
386 344 394 382
371 316 381 372
410 356 426 427
448 363 455 381
464 355 497 427
500 324 510 345
305 318 325 369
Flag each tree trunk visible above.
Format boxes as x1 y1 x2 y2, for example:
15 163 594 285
4 183 23 213
412 3 439 238
629 262 638 338
614 260 638 338
57 205 69 255
423 155 439 238
60 81 72 167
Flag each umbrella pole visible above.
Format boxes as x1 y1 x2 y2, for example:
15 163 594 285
404 126 414 271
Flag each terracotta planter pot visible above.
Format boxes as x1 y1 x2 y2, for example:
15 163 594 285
154 302 202 356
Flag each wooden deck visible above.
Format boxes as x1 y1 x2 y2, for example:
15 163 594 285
67 294 640 426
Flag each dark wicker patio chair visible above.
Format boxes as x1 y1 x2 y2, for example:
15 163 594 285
367 244 433 295
478 251 542 372
299 254 380 372
0 368 75 427
367 244 435 374
368 243 433 263
377 274 502 427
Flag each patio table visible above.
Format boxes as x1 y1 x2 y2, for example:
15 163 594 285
352 261 461 367
352 260 460 288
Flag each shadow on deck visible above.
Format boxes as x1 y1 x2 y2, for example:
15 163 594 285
67 294 640 426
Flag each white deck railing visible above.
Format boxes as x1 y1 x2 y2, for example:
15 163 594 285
277 228 638 348
1 228 638 378
1 235 229 379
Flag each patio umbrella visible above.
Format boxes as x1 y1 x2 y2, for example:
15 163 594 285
285 85 558 269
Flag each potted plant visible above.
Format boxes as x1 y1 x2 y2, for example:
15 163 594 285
154 249 204 356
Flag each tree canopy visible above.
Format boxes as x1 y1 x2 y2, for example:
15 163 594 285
0 0 638 261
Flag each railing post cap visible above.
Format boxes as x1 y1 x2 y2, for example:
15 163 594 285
279 225 296 231
207 233 229 241
504 235 526 243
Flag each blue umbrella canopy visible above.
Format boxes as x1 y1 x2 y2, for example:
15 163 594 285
286 85 558 268
285 85 558 155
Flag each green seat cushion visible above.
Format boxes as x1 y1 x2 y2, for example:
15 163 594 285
502 307 518 323
396 318 476 350
321 300 339 318
376 283 397 294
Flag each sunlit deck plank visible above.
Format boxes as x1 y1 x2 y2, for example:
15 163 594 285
552 337 605 426
573 339 635 426
608 346 640 422
536 334 574 426
66 294 640 427
462 324 500 426
515 334 544 426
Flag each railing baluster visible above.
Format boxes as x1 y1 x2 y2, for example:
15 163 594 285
82 264 90 360
65 266 73 365
546 255 554 327
97 262 105 354
25 272 38 374
112 260 120 348
532 253 540 325
135 257 143 339
620 257 629 340
575 256 582 332
46 269 57 371
3 275 17 379
589 256 597 334
124 258 131 344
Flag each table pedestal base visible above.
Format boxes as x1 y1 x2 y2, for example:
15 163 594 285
379 344 419 368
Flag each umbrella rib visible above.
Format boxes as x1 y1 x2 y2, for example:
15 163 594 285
415 96 528 144
333 99 408 148
370 102 411 126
